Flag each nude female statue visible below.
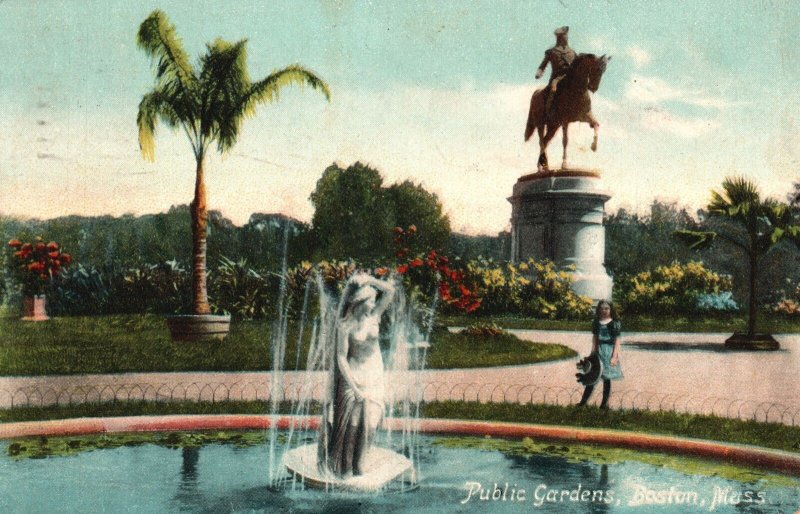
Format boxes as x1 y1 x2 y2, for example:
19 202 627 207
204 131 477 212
319 272 395 477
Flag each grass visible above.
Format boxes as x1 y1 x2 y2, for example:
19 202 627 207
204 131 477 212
423 402 800 454
427 329 575 368
2 400 798 455
443 313 800 333
0 315 572 375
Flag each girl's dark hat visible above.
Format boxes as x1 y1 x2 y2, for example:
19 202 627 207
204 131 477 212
576 353 602 386
554 26 569 35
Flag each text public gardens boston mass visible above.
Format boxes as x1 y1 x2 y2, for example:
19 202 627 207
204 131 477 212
0 2 799 513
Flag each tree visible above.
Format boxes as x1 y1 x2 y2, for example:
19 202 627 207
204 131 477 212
384 180 451 255
790 181 800 212
310 162 390 262
676 177 800 342
309 162 451 263
136 10 330 314
605 201 697 277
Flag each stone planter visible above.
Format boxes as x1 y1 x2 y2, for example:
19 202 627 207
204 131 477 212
166 314 231 342
724 333 780 351
22 295 49 322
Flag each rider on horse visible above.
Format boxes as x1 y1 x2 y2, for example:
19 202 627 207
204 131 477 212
535 26 576 121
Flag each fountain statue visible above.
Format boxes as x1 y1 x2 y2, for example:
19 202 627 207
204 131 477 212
282 272 418 491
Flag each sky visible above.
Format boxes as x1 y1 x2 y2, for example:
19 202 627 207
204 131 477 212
1 0 798 234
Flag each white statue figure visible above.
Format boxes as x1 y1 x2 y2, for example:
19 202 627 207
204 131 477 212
319 272 395 477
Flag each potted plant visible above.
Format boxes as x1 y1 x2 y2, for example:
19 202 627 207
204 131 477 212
135 10 330 341
7 238 71 321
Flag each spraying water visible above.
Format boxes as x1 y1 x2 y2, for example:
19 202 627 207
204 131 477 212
269 267 429 492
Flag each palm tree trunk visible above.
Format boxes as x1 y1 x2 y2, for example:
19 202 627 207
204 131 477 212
191 156 211 315
747 251 757 337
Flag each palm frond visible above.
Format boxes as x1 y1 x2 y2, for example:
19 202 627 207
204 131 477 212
722 176 759 205
708 176 761 223
137 10 197 92
137 90 182 161
198 38 251 150
673 230 717 250
216 65 331 154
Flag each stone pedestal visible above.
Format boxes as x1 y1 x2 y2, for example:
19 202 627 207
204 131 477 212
508 169 613 302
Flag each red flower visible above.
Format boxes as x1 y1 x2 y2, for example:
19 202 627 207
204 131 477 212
438 283 451 301
408 225 417 233
427 250 437 260
375 267 389 277
13 250 24 258
39 273 47 280
396 264 409 274
61 253 72 264
466 300 482 313
35 242 46 251
21 243 32 252
48 251 60 259
393 226 404 234
47 241 59 251
410 258 423 268
28 262 45 272
8 239 21 248
459 284 471 296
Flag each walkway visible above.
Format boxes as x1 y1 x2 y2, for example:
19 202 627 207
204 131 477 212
1 330 798 424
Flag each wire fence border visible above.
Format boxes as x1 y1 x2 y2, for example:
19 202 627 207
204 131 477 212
1 380 798 426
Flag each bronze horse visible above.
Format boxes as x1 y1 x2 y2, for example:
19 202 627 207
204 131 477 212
524 53 611 171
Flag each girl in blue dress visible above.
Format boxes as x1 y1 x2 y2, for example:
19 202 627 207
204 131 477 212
578 300 623 409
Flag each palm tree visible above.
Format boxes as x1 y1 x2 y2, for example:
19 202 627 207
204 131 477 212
136 10 330 315
677 177 800 346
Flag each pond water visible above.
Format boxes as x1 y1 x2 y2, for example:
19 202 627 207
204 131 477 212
1 433 798 513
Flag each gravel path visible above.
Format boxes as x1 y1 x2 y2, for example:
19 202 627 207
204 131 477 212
1 330 798 421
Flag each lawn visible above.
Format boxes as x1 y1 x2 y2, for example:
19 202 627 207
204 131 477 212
442 313 800 333
0 314 574 376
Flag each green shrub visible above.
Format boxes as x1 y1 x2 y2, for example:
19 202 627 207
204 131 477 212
461 258 593 319
461 322 506 337
615 261 734 315
209 257 279 320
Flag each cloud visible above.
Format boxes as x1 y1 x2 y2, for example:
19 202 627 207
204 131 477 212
641 109 719 137
626 45 651 68
624 75 735 110
0 81 769 235
586 36 617 56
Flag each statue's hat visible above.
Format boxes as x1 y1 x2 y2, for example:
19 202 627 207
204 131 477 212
554 26 569 35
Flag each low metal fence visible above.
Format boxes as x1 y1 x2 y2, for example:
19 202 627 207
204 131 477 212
1 379 798 427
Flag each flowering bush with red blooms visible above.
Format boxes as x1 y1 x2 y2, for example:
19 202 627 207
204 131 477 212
392 226 481 313
7 237 72 295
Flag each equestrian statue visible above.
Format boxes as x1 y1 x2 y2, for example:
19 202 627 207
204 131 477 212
524 26 611 172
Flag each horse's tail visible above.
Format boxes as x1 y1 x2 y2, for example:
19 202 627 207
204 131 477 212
524 88 545 142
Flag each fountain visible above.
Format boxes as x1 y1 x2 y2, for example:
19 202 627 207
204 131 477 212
275 271 428 492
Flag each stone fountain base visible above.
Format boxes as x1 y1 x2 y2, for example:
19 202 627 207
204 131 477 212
283 444 415 491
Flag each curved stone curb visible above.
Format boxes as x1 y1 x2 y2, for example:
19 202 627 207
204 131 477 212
1 415 798 475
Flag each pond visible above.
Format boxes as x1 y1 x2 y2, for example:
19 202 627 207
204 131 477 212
1 432 798 513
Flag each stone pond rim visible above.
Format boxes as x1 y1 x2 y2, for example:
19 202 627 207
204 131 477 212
165 314 231 342
724 333 780 351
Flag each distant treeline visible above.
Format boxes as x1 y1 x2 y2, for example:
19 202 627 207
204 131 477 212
0 205 507 289
3 165 799 310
